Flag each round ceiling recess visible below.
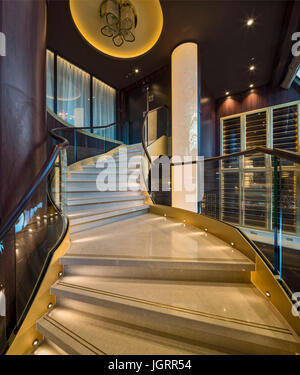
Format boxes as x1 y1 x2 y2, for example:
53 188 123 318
69 0 163 59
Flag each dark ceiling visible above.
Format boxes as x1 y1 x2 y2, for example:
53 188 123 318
47 0 298 98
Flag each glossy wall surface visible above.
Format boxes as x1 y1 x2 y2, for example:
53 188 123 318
0 0 47 227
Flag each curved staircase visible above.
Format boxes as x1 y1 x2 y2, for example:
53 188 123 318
65 144 149 234
32 144 300 355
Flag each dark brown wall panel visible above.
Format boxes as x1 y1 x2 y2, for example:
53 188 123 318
216 83 300 154
217 83 300 119
0 0 47 227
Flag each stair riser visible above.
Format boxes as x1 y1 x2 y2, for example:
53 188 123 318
66 174 129 182
67 196 144 205
70 209 148 234
82 162 142 167
67 200 145 215
66 185 142 192
68 172 133 178
36 320 96 355
111 152 142 157
66 191 144 198
62 265 251 283
53 296 295 355
75 169 141 175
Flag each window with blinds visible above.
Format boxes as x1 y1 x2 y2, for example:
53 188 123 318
245 111 267 168
273 105 298 152
222 172 240 224
272 171 297 233
222 117 240 168
244 171 267 228
220 101 299 235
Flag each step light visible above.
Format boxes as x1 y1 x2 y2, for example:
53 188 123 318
58 271 63 278
231 242 235 247
47 302 53 309
32 339 39 347
266 291 271 298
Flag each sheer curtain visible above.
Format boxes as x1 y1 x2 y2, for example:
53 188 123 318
93 77 116 139
57 56 90 127
46 50 54 111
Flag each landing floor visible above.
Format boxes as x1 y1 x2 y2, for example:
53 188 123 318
68 213 252 265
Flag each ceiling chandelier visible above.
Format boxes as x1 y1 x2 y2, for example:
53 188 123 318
100 0 137 47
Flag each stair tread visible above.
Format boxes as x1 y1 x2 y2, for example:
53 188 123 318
51 276 300 347
66 186 142 192
38 307 228 355
67 195 145 206
70 205 149 225
67 192 144 200
68 202 146 219
61 254 254 270
68 213 253 264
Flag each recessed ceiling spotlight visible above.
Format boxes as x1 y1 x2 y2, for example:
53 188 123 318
225 91 230 96
134 68 139 73
249 65 255 71
249 83 254 88
247 18 254 26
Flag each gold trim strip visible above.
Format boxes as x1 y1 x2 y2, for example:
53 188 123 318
149 204 300 339
57 281 291 335
44 316 106 355
64 253 253 263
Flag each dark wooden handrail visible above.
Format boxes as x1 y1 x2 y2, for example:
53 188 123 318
172 146 300 165
0 119 121 240
0 129 69 240
54 122 117 131
140 106 300 166
140 105 168 164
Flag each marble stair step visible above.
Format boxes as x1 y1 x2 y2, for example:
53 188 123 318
69 206 149 233
68 170 137 177
51 276 300 355
78 167 141 174
61 255 254 283
37 307 228 355
66 190 144 198
111 150 142 156
67 200 146 216
82 160 142 167
67 194 145 206
65 174 129 182
65 183 142 192
70 204 149 224
66 191 145 200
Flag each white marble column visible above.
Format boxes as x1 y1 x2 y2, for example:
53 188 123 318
171 42 200 213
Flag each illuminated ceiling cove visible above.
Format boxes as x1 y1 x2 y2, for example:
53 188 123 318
69 0 163 59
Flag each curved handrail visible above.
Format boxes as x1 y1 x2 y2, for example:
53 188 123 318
140 105 168 164
53 123 117 131
0 114 124 241
180 146 300 165
140 106 300 166
0 129 69 241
